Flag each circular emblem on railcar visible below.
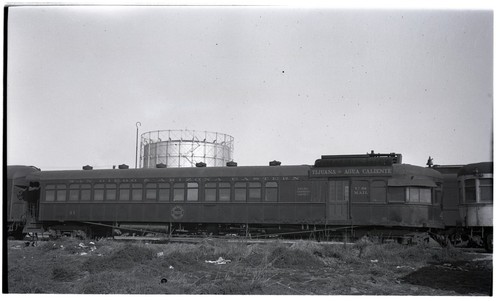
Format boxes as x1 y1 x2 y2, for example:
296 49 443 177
171 206 184 220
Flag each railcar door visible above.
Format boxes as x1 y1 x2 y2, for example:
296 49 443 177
327 180 350 222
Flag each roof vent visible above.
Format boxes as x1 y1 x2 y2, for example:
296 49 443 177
226 161 238 167
156 163 167 168
196 162 207 167
118 164 129 169
269 160 281 166
82 165 93 170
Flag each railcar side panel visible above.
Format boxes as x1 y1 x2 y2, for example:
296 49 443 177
460 204 493 227
22 156 448 240
432 165 463 227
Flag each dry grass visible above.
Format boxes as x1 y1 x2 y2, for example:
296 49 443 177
6 237 489 295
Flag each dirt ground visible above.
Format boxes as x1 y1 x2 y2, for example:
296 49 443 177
401 259 493 295
4 238 493 295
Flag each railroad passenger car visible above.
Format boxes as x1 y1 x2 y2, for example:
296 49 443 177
23 153 444 238
9 152 444 240
5 165 40 239
457 162 493 251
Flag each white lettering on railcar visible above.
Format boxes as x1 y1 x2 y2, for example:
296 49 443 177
311 167 392 177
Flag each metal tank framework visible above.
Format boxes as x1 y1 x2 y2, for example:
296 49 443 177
140 130 234 168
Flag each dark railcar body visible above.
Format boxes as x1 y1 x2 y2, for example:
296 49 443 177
311 162 443 229
24 156 444 235
27 166 327 225
458 162 493 251
6 166 40 237
432 165 464 227
457 162 493 228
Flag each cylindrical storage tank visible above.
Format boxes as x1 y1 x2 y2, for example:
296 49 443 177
140 130 234 168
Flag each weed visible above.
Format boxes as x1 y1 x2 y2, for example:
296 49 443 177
320 244 359 264
6 238 488 295
195 278 264 294
267 245 323 268
160 250 204 271
431 245 469 263
84 243 154 273
52 264 82 281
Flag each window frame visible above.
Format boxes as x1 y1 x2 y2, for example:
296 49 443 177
464 179 477 204
186 182 199 202
264 181 278 202
44 184 67 202
248 182 262 202
234 182 247 202
479 178 493 203
405 187 432 204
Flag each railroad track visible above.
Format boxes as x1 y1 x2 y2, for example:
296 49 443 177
111 235 354 245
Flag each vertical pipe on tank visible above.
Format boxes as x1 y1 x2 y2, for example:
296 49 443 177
135 122 141 168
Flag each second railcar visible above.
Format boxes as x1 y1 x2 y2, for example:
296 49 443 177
6 165 40 239
458 162 493 251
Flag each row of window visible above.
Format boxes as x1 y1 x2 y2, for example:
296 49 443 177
461 178 493 204
44 181 435 204
347 180 433 204
45 181 279 203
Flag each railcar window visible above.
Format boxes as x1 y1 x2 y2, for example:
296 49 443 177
235 182 247 202
45 185 55 201
132 183 143 201
69 184 80 201
94 184 104 201
464 179 476 204
371 180 386 203
420 189 431 203
219 182 231 202
265 182 278 202
408 188 420 202
81 184 91 201
105 184 117 201
249 182 262 202
479 178 493 202
158 183 170 201
187 182 199 202
55 184 66 202
173 183 184 202
205 182 217 202
388 187 405 203
406 187 431 204
69 184 91 201
119 183 131 201
146 183 157 201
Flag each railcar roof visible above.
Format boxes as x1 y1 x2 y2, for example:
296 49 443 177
26 165 313 181
431 165 465 174
25 163 442 181
7 165 41 179
392 164 443 178
458 162 493 176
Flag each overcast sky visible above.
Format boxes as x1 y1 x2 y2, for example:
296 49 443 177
6 6 493 170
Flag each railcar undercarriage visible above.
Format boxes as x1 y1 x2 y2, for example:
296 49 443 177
25 221 447 248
